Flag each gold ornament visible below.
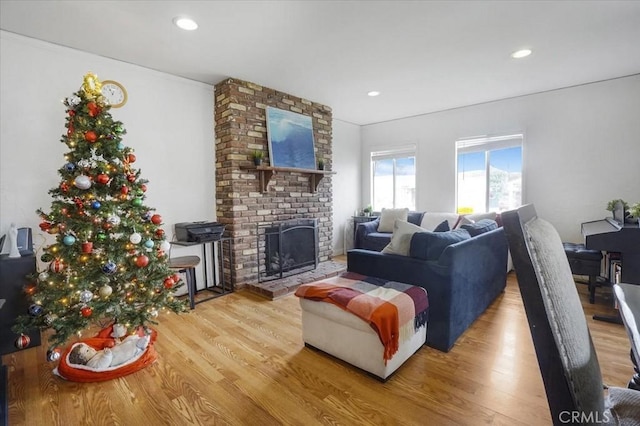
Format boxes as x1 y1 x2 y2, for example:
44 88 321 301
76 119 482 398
82 72 102 98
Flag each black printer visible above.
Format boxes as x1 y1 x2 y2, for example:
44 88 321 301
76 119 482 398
175 222 225 243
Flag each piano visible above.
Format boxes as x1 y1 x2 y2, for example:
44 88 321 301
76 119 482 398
582 218 640 285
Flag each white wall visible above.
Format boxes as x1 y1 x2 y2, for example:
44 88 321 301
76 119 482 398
0 32 215 282
361 75 640 242
331 119 361 255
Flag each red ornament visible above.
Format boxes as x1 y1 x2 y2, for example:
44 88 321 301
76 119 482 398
74 197 84 210
163 277 175 289
68 110 76 116
172 273 181 283
155 228 165 238
151 214 162 225
81 242 93 254
81 306 93 317
49 259 64 273
60 182 69 193
135 255 149 268
127 174 136 182
140 184 147 192
87 102 100 117
127 153 137 163
121 185 129 195
96 174 110 185
39 221 52 231
15 334 30 350
67 127 74 137
84 131 97 143
102 222 113 230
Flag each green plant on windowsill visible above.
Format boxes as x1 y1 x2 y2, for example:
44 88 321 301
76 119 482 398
606 199 629 212
252 150 264 166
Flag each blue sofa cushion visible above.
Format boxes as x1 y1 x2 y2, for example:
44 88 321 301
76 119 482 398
433 220 450 233
410 229 471 261
407 211 425 226
461 219 498 237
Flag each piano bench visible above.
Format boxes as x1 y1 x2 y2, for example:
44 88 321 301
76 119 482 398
563 242 602 304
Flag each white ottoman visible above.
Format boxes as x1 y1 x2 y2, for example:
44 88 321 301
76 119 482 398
299 298 427 380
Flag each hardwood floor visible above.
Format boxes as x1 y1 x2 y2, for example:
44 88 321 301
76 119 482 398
3 269 632 425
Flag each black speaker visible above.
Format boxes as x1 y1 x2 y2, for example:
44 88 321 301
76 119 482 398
17 227 33 256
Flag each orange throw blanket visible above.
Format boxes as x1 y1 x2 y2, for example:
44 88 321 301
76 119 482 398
295 272 429 362
55 325 158 382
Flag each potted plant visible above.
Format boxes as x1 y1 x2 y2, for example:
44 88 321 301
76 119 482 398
252 150 264 166
628 202 640 225
363 205 373 217
317 158 325 170
606 199 628 212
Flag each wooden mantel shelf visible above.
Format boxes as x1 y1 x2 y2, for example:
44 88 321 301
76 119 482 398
247 165 336 193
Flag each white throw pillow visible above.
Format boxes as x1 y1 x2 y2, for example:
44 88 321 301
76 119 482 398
455 211 497 229
420 212 460 231
378 208 409 233
381 220 428 256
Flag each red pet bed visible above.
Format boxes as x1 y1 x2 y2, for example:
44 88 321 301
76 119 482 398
55 325 158 382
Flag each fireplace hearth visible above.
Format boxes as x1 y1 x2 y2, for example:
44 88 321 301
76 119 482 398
257 219 318 282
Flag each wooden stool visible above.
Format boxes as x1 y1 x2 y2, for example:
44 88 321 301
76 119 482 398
168 255 200 309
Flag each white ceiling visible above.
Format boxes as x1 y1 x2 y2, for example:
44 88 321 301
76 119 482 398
1 1 639 125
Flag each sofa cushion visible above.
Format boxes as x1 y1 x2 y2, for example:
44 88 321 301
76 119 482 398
407 211 425 226
381 220 428 256
455 211 498 229
409 229 471 261
420 212 460 231
378 208 409 233
433 220 450 233
460 219 498 237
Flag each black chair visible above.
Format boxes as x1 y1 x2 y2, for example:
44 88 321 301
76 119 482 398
502 204 640 425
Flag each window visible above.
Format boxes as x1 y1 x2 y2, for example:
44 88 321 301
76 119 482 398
456 134 523 213
371 148 416 211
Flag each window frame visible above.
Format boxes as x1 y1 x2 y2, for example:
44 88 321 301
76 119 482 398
370 146 417 211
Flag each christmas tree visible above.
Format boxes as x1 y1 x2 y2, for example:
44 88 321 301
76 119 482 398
13 73 187 354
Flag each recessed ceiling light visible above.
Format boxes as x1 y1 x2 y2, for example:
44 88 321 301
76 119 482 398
173 17 198 31
511 49 532 59
367 91 380 97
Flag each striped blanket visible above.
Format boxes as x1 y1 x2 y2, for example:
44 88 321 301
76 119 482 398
295 272 429 362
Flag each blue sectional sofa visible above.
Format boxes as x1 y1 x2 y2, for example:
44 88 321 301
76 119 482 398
347 226 508 352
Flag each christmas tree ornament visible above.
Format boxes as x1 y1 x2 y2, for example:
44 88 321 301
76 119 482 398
15 334 30 350
107 215 121 226
120 185 129 195
135 189 144 196
96 174 110 185
67 95 81 107
38 271 50 281
129 233 142 244
91 200 101 209
135 255 149 268
60 182 69 192
159 240 171 252
143 239 154 249
79 289 94 303
102 222 113 231
99 284 113 298
132 197 143 207
47 348 61 362
115 124 124 134
127 173 136 182
117 142 125 150
39 221 53 231
73 175 92 190
65 162 76 172
62 235 76 246
150 309 158 318
140 184 147 192
97 233 107 242
49 259 64 273
58 223 67 232
142 211 152 221
81 242 93 253
151 214 162 225
163 277 175 289
84 130 98 143
127 153 136 163
87 101 101 117
156 228 165 238
44 314 55 326
80 306 93 318
28 304 43 316
102 261 117 275
78 159 91 169
82 72 102 98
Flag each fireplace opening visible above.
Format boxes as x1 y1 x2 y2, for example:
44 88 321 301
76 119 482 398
257 218 318 282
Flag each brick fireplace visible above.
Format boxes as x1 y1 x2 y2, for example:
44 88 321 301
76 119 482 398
214 78 333 289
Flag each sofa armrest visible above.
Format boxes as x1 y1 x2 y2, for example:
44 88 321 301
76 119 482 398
354 218 380 248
